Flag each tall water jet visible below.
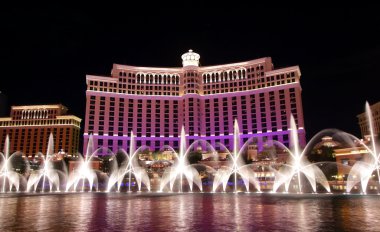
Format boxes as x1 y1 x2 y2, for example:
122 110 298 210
233 119 239 192
290 115 302 193
179 126 186 192
43 133 55 191
126 131 150 192
83 133 93 192
1 135 9 192
129 131 136 192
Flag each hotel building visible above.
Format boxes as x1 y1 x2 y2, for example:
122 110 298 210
84 50 306 154
358 101 380 138
0 104 81 157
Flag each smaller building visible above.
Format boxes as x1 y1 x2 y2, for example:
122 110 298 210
334 136 371 178
314 136 341 150
0 104 81 157
358 101 380 138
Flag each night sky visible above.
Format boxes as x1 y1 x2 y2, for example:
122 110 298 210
1 8 379 145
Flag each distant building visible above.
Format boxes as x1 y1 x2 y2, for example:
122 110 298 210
0 91 8 117
314 136 341 149
357 101 380 138
84 50 306 154
0 104 81 157
334 136 371 178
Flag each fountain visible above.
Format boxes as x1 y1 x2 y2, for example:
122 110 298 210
107 131 151 192
346 102 380 193
0 135 28 192
159 127 203 192
272 115 331 193
212 119 261 193
26 133 65 192
1 103 380 195
65 134 99 192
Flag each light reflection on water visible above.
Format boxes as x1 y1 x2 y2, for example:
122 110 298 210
0 193 379 231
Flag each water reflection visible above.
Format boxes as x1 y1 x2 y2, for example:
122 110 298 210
0 193 379 231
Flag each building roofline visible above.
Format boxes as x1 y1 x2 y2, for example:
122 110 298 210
113 64 182 72
199 58 270 71
265 66 301 76
86 75 117 81
56 115 82 122
11 104 67 110
111 57 271 72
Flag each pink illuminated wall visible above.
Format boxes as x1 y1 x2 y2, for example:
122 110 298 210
83 52 305 155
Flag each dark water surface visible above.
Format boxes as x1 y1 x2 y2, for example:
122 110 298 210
0 192 379 231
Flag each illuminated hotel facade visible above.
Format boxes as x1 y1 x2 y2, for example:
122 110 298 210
0 105 81 157
84 50 306 154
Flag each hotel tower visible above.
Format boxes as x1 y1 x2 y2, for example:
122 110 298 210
84 50 306 154
0 104 81 157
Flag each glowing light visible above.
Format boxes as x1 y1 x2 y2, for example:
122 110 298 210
181 50 200 67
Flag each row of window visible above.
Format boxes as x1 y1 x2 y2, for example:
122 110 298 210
86 88 300 136
12 109 60 120
0 119 80 127
92 133 294 152
203 77 297 95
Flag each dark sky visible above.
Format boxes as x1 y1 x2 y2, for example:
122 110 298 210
1 8 379 144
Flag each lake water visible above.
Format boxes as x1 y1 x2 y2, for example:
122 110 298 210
0 192 379 231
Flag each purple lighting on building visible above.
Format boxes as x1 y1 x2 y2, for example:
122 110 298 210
83 50 306 154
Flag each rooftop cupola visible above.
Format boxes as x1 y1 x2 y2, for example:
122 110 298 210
181 49 200 67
